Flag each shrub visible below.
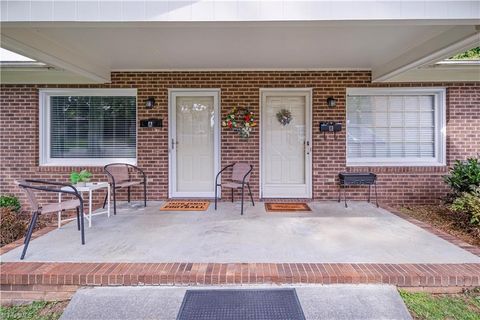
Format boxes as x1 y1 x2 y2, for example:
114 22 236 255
450 186 480 226
0 195 21 212
444 158 480 197
0 207 27 246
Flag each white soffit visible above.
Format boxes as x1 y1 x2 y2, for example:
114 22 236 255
1 21 479 83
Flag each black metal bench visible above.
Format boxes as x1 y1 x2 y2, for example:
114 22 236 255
338 172 378 208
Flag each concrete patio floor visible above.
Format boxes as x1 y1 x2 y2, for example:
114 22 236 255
2 201 479 264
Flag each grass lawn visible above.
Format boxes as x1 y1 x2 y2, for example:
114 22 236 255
400 289 480 320
0 301 68 320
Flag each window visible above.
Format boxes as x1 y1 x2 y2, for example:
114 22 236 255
40 89 137 166
346 88 446 166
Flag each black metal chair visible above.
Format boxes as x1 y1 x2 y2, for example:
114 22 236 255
214 163 254 215
103 163 147 215
16 179 85 260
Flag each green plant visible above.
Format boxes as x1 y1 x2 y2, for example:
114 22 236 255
70 169 92 184
444 158 480 197
451 186 480 226
0 195 21 212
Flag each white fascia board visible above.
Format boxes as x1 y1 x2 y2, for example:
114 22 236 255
382 65 480 82
1 28 110 83
372 25 480 82
0 69 100 84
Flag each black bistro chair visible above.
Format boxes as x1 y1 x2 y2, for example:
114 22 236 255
214 163 254 215
16 179 85 260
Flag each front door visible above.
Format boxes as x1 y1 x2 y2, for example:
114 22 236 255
168 89 220 198
261 89 312 198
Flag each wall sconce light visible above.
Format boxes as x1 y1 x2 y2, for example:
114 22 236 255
145 97 156 109
327 97 337 108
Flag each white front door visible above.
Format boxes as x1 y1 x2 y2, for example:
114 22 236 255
168 89 220 198
261 89 312 198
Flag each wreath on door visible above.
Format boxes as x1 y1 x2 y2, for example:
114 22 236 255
222 107 257 138
276 109 292 126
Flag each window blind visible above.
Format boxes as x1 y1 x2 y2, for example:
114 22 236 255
347 95 435 159
50 96 136 159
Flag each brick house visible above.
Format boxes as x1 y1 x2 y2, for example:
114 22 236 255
1 1 479 207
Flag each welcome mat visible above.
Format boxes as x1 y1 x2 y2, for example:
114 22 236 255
177 289 306 320
265 203 311 212
160 201 210 211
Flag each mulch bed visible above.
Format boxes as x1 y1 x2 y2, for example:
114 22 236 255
396 204 480 247
0 207 56 248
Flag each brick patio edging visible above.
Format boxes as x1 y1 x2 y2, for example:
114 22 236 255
382 205 480 257
0 227 56 256
1 262 479 288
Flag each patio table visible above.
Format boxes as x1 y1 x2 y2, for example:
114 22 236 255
58 182 110 228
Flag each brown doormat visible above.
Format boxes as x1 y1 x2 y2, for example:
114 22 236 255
160 201 210 211
265 203 311 212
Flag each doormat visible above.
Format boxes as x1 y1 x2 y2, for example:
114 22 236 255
265 202 311 212
160 201 210 211
177 289 306 320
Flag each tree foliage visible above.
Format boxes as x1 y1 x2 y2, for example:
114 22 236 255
450 47 480 60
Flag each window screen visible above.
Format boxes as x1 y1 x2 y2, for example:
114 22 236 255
347 95 436 160
49 95 136 159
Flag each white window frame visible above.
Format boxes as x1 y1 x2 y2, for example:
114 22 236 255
346 87 446 167
39 88 138 166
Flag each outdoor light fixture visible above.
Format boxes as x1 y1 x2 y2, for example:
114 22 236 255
145 97 156 109
327 97 336 108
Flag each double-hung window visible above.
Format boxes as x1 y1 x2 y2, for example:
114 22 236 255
39 89 137 166
346 88 446 166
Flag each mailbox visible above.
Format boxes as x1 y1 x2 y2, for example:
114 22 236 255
140 119 163 128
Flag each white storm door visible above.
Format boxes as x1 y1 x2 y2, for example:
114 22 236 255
168 89 220 198
261 89 312 198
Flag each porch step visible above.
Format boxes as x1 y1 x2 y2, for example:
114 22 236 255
60 285 412 320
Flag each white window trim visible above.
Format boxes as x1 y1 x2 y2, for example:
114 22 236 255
346 87 446 167
39 88 138 167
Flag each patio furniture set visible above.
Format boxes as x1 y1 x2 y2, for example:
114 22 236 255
15 162 377 260
16 163 147 260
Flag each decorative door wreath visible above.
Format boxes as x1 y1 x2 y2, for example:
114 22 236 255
276 109 292 126
222 107 257 138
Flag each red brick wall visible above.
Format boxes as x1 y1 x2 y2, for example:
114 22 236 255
1 71 479 208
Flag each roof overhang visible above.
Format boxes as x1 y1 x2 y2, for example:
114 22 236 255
1 20 479 84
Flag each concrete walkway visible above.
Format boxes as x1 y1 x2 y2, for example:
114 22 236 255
3 201 479 264
60 285 412 320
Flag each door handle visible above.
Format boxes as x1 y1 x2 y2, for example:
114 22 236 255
305 141 311 155
171 139 179 150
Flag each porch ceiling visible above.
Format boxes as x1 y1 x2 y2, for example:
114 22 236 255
1 21 479 83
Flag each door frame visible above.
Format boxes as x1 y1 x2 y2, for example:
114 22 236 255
168 88 221 198
259 88 313 199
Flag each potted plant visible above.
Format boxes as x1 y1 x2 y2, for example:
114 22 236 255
70 169 92 187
